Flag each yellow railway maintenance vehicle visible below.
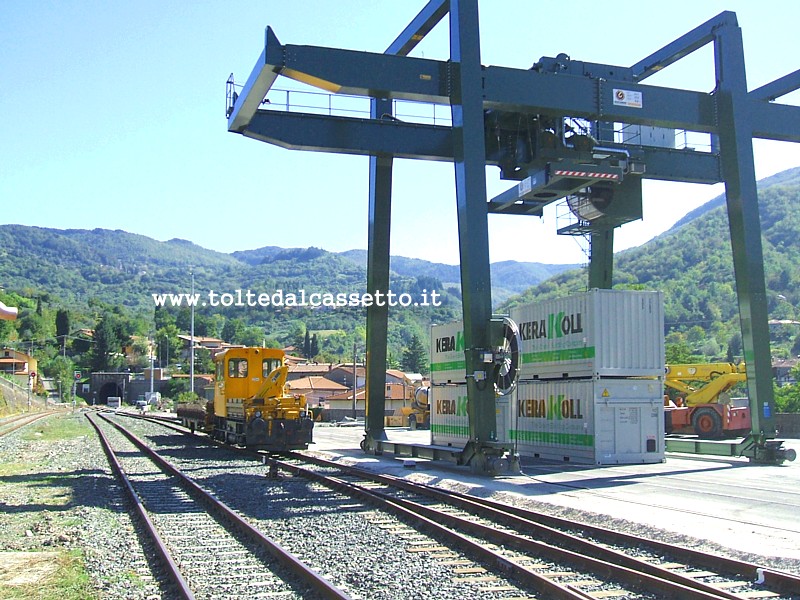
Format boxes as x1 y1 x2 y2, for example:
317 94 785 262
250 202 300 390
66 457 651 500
177 347 313 451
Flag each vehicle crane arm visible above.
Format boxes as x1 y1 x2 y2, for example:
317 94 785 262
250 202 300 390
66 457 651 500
664 363 747 406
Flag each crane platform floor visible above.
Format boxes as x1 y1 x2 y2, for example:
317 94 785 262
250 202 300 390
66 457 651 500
307 425 800 564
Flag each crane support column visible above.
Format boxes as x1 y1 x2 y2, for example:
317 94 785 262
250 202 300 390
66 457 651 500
362 1 449 454
713 18 778 444
588 228 614 290
449 0 502 467
365 101 394 440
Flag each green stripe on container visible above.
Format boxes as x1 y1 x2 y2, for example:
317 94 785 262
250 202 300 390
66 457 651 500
430 360 466 372
521 346 596 364
510 429 594 447
431 424 470 436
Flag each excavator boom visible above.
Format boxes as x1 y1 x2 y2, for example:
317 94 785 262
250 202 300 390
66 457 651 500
665 363 746 407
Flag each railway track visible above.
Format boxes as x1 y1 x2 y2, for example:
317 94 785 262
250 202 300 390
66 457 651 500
275 452 799 600
86 412 349 599
117 413 800 599
0 411 52 438
105 413 532 598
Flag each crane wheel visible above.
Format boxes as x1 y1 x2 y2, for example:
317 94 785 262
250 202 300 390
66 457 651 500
692 407 723 439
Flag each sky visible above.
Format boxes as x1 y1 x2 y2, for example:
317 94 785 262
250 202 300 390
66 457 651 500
2 1 799 266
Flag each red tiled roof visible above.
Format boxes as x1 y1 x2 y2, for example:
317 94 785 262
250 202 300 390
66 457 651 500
286 376 347 392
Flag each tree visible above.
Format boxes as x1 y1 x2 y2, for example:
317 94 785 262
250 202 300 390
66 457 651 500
153 305 176 330
386 351 401 370
17 308 50 343
194 347 214 374
90 312 127 372
289 322 306 352
239 326 265 347
55 309 70 338
775 380 800 413
312 350 337 364
41 355 75 402
155 324 182 368
665 341 693 365
727 332 743 362
127 337 152 370
162 377 190 400
175 308 214 337
221 317 245 344
304 328 311 358
401 334 428 375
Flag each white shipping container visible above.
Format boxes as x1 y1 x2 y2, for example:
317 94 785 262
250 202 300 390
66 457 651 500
510 289 664 379
430 321 466 384
429 385 512 446
513 379 664 464
430 384 469 446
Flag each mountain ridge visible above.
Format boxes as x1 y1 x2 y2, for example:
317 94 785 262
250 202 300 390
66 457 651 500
0 225 576 310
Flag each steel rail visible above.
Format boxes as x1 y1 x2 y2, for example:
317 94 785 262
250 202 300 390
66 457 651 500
300 457 743 597
271 456 589 600
97 413 351 600
291 450 800 598
274 455 737 600
85 411 194 600
118 415 800 597
438 480 800 596
0 412 54 438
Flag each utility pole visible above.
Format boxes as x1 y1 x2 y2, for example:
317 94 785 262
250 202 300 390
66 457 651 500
190 268 195 397
352 342 357 419
149 338 155 396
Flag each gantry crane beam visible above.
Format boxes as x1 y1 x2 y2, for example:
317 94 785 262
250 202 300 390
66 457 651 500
241 111 722 184
230 34 720 132
228 1 800 466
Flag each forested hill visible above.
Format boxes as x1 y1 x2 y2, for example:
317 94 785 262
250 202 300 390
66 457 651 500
670 166 800 232
0 223 573 359
336 249 574 304
502 166 800 362
0 226 573 313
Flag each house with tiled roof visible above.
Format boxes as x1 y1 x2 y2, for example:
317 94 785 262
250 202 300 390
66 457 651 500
286 376 347 405
287 363 335 381
0 348 39 388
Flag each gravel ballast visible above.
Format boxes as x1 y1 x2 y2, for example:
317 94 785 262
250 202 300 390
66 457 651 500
0 411 163 599
3 410 799 600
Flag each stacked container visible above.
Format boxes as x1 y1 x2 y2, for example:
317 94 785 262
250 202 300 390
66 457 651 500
430 289 666 464
510 289 664 380
429 320 470 447
511 378 663 463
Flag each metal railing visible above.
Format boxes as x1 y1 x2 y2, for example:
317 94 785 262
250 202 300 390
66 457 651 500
225 73 453 127
262 87 453 127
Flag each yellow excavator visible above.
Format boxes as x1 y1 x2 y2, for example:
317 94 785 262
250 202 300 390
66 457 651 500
664 363 751 438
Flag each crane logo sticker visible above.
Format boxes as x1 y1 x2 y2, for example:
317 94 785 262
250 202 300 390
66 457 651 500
518 394 584 420
518 311 583 340
613 88 642 109
437 395 468 416
435 330 464 353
